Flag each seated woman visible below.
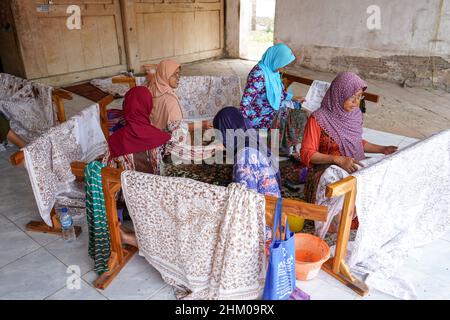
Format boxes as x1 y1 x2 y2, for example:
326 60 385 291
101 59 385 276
300 72 397 237
149 59 218 171
213 107 281 198
0 111 26 148
104 86 171 246
240 43 307 155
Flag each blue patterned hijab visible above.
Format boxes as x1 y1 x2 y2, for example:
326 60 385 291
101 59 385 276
258 44 295 110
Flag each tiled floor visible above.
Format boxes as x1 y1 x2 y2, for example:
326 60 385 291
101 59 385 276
1 59 449 300
1 128 448 300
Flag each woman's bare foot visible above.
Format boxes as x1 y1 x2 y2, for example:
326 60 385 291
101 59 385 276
119 225 138 248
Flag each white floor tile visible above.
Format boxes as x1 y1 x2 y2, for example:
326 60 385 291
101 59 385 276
13 215 61 247
359 289 399 300
295 277 355 300
148 285 176 300
45 226 94 276
0 219 40 269
83 255 167 300
45 279 107 300
0 247 70 299
441 230 450 242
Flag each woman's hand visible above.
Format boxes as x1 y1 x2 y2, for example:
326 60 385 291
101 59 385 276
382 146 398 155
292 96 306 103
333 156 363 174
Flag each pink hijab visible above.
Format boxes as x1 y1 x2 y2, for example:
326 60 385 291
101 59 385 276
149 60 183 130
312 72 367 161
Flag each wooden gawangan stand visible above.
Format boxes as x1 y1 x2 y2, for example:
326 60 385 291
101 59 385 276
9 94 114 237
69 162 368 296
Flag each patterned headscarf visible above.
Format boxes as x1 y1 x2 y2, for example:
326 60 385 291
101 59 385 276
312 72 367 161
258 43 295 111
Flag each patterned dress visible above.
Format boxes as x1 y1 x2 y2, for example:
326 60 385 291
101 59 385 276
233 147 281 198
240 65 306 149
240 65 293 129
233 147 281 254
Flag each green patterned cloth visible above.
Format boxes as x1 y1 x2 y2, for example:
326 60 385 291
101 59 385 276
85 160 110 275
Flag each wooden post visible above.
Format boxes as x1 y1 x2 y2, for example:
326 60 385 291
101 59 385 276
93 166 137 290
97 94 115 139
52 89 73 123
321 176 369 296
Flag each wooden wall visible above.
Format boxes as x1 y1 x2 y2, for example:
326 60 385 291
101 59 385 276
10 0 127 85
4 0 224 85
123 0 224 72
0 0 25 76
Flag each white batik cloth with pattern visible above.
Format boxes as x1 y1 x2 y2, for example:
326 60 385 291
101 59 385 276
89 75 242 121
23 104 107 226
176 76 242 121
0 73 55 144
315 129 450 299
121 171 266 300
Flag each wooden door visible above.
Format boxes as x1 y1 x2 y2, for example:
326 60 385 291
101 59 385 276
121 0 224 73
11 0 128 85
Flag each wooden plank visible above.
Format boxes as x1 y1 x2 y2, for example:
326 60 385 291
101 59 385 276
97 16 121 67
265 197 328 225
120 0 141 72
35 4 117 17
195 10 221 52
331 177 356 274
326 176 357 198
0 0 26 76
10 0 48 78
139 48 223 66
80 16 103 70
61 22 86 73
53 89 74 100
40 18 69 75
135 2 221 13
31 65 127 86
136 13 148 66
146 12 174 60
98 94 115 138
173 12 197 56
35 0 113 4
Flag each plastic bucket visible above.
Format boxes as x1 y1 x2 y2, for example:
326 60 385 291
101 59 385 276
287 215 305 233
294 233 330 281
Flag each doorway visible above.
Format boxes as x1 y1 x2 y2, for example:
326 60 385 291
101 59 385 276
239 0 276 61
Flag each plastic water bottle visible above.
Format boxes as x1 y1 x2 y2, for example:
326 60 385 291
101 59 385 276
59 207 76 243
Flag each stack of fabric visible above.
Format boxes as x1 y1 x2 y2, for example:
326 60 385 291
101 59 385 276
23 104 107 226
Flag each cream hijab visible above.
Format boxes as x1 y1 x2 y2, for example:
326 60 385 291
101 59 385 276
149 60 183 130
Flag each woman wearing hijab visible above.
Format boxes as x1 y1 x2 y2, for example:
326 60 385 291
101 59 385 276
148 59 219 168
213 107 281 198
240 43 307 154
300 72 397 234
105 86 171 172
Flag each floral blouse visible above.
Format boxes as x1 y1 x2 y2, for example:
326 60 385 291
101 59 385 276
233 147 281 198
240 65 298 129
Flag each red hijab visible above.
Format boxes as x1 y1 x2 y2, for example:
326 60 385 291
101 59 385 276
108 86 171 158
